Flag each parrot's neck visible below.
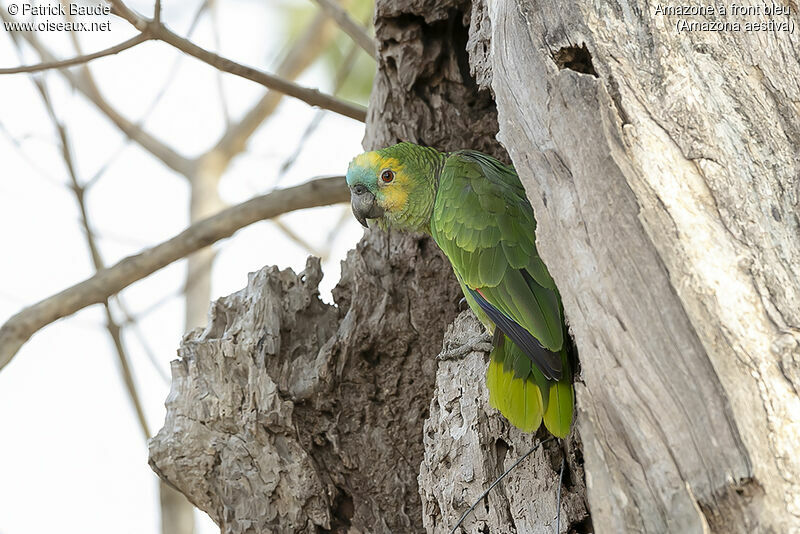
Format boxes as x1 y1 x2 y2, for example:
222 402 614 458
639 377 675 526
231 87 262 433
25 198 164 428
387 148 444 234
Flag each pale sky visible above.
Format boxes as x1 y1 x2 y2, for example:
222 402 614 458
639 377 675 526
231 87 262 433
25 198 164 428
0 1 367 532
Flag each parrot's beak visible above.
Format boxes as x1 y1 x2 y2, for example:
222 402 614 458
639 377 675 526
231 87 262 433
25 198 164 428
350 186 384 228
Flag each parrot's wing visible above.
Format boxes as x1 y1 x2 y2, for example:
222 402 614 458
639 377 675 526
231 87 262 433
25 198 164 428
432 150 565 380
466 285 562 380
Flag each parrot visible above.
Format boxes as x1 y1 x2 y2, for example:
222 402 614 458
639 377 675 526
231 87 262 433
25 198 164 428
345 142 573 437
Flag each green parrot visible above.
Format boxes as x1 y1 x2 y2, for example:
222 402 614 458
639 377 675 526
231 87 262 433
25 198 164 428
345 142 573 437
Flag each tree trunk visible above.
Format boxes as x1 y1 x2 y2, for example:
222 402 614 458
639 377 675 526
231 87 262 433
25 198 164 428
149 0 800 532
482 1 800 532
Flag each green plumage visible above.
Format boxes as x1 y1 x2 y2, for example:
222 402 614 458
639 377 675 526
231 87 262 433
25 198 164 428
346 143 574 437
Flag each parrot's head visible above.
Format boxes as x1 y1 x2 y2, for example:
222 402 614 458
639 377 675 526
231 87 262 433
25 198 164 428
346 142 440 232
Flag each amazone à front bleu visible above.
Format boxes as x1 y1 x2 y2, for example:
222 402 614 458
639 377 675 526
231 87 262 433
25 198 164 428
346 142 574 437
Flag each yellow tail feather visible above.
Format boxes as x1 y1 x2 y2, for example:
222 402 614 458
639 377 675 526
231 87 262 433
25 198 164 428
543 378 573 438
487 356 543 433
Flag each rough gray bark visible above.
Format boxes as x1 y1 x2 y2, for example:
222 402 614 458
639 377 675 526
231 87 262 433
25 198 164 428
482 1 800 532
364 0 504 157
418 312 587 533
149 241 463 533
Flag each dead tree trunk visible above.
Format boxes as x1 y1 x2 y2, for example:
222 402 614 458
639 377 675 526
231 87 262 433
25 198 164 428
149 0 799 533
481 1 800 532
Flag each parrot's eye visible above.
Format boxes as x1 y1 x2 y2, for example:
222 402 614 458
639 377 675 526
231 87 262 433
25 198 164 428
380 169 395 183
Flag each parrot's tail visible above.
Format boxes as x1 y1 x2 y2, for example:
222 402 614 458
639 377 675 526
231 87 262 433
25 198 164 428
486 335 573 437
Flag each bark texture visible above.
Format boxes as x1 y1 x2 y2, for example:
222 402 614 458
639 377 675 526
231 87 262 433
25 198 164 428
363 0 504 157
482 1 800 532
418 312 587 533
150 244 462 533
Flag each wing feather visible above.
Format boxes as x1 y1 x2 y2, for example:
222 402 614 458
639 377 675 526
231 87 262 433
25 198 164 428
432 150 573 435
432 151 566 379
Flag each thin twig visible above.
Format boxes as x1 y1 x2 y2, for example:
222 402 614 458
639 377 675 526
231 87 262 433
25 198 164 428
114 296 170 384
310 0 375 58
0 123 62 186
104 304 152 437
556 451 565 534
107 0 366 122
275 40 360 186
84 0 212 189
0 33 150 74
211 9 336 162
30 73 152 439
0 176 350 371
1 9 194 175
448 437 555 534
158 26 367 122
208 0 231 127
263 41 360 255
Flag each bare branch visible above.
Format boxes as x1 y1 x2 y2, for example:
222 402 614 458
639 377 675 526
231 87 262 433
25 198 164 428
84 0 212 188
311 0 375 58
31 72 153 438
115 296 170 384
211 9 335 162
0 176 350 371
0 123 63 186
117 247 215 333
208 0 231 127
104 304 152 437
1 10 194 175
0 33 150 74
276 41 360 185
159 28 367 121
107 0 367 122
74 72 195 175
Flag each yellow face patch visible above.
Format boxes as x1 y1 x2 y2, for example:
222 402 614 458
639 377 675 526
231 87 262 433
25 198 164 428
381 180 408 211
351 152 410 213
375 156 408 211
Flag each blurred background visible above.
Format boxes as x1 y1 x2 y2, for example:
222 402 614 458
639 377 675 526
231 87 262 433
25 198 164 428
0 0 374 532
